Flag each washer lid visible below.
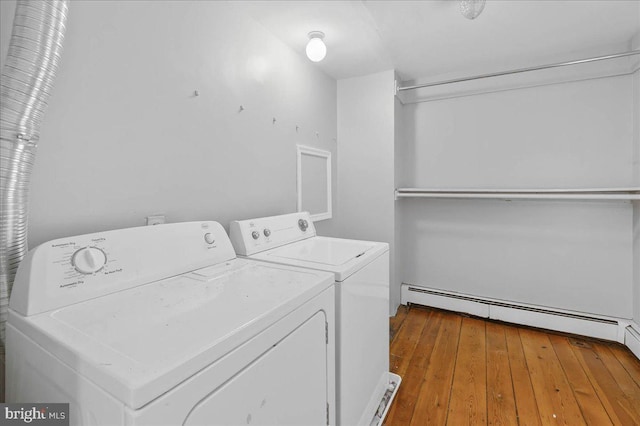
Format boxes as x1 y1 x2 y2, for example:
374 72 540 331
9 259 334 409
267 238 375 265
256 236 388 281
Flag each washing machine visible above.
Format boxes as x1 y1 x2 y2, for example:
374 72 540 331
6 221 336 425
230 212 400 426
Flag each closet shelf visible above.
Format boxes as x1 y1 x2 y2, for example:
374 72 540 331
395 188 640 201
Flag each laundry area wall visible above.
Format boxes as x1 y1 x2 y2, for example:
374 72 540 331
335 71 397 312
396 73 636 318
633 64 640 325
0 0 337 248
635 197 639 322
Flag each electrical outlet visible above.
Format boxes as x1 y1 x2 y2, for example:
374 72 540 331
146 215 166 226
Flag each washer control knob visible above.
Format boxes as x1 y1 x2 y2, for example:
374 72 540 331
251 230 260 240
204 233 215 244
298 219 309 232
72 247 107 274
263 228 271 237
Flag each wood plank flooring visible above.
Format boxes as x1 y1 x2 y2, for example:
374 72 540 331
385 306 640 426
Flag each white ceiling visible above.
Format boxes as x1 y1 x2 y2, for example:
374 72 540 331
235 0 640 82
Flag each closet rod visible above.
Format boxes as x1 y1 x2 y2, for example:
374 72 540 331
398 50 640 92
395 188 640 201
396 188 640 194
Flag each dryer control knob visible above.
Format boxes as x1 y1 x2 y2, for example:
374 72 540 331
72 247 107 274
298 219 309 232
263 228 271 237
204 233 215 244
251 230 260 240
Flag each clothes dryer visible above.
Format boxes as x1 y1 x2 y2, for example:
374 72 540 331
7 221 336 425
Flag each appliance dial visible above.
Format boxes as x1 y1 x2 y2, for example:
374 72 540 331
298 219 308 232
263 228 271 237
72 247 107 274
204 233 215 244
251 230 260 240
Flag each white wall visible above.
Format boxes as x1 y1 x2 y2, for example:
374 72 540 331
634 199 640 322
401 200 632 317
398 75 635 318
633 66 640 324
393 79 407 316
403 76 633 188
0 0 337 247
336 70 397 313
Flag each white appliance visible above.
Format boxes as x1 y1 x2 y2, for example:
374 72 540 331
6 221 336 426
230 212 400 426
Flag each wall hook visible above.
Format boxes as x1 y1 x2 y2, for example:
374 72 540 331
295 125 299 133
273 117 277 125
194 90 200 97
239 105 244 112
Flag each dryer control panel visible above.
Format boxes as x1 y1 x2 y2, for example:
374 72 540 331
11 221 236 316
229 212 316 256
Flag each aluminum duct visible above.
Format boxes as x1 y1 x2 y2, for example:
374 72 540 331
0 0 69 345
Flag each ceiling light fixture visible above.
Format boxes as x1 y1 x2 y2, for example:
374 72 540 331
460 0 486 20
306 31 327 62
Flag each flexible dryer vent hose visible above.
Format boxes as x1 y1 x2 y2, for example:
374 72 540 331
0 0 69 345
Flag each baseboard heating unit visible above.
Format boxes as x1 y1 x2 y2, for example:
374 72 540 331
401 284 628 343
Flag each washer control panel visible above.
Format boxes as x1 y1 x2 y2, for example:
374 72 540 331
229 212 316 256
11 221 236 316
72 246 108 274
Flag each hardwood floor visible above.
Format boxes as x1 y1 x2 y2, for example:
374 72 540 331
385 305 640 426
